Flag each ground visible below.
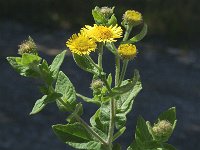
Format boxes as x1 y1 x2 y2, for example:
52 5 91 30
0 21 200 150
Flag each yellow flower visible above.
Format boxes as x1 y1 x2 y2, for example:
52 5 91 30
81 24 123 43
66 33 97 55
118 44 137 59
123 10 143 26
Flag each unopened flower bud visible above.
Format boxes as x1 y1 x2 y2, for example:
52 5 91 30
118 44 137 60
99 6 114 18
18 36 37 55
123 10 143 26
90 79 104 90
152 120 173 142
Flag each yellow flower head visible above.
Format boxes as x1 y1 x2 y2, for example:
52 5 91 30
123 10 143 26
118 44 137 60
81 24 123 43
66 33 97 55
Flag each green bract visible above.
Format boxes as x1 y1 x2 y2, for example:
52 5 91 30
7 6 177 150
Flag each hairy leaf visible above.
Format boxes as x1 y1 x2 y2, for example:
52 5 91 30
55 71 76 111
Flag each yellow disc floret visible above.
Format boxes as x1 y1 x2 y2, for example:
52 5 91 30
123 10 143 26
81 24 123 43
118 44 137 59
66 33 97 55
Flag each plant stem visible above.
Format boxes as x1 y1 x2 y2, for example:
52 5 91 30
118 59 129 86
115 55 120 86
107 98 116 150
57 98 107 145
123 25 133 41
98 42 103 69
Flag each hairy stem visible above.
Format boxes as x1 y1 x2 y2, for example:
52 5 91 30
123 25 133 41
57 98 107 145
107 98 116 150
98 42 103 69
118 59 129 86
115 55 120 86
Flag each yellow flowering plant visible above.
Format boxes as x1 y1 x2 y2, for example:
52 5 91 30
7 6 177 150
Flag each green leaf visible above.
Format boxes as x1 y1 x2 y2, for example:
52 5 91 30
73 54 99 75
107 69 141 98
107 14 117 26
127 142 140 150
67 103 83 123
115 70 142 129
52 122 92 143
67 141 101 150
90 109 107 134
113 127 126 141
135 116 153 144
107 73 112 87
7 54 41 77
158 107 176 128
39 60 54 84
99 101 110 126
55 71 76 111
92 9 107 25
76 93 101 106
50 50 66 79
125 23 148 44
30 92 62 115
30 95 47 115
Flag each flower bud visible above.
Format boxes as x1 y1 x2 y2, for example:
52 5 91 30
123 10 143 26
90 79 104 90
152 120 173 142
118 44 137 60
18 36 37 55
99 6 114 19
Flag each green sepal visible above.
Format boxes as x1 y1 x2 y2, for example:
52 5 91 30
30 92 62 115
73 54 99 75
50 50 66 79
123 23 148 44
55 71 77 112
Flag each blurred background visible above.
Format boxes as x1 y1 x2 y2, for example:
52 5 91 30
0 0 200 150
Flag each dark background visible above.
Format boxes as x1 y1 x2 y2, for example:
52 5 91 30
0 0 200 150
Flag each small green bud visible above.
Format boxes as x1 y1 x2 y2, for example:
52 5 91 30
18 36 37 55
152 120 173 142
90 79 104 90
122 10 143 26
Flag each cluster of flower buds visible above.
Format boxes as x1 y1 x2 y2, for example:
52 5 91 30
18 36 37 55
152 120 173 142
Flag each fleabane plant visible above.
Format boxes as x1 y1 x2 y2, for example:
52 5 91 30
7 6 177 150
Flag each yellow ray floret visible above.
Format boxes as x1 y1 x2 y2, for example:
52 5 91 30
118 44 137 59
66 33 97 55
81 24 123 43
